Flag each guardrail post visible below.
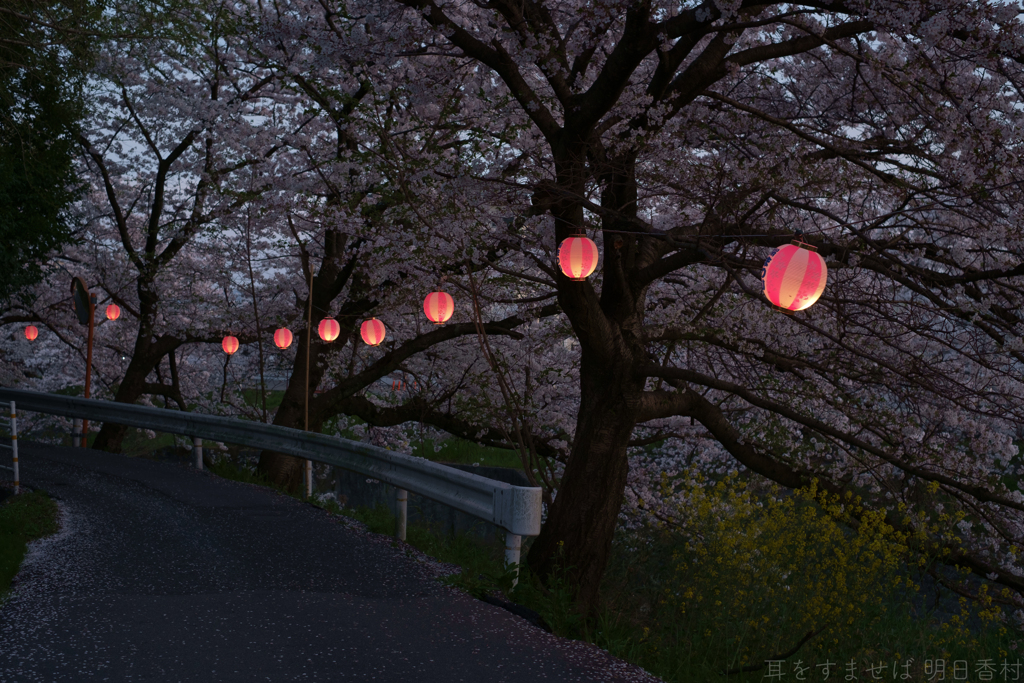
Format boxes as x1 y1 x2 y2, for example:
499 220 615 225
193 437 203 470
305 459 313 498
505 532 521 587
395 488 407 541
72 418 82 448
10 401 17 495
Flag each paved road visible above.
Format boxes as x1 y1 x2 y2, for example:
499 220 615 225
0 442 658 683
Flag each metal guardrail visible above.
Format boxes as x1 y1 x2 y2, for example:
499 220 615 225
0 399 18 494
0 387 542 576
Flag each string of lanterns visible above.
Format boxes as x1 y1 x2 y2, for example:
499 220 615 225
22 234 826 348
23 300 122 341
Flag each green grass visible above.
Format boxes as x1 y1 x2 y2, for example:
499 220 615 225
305 495 1022 683
146 425 1024 681
206 457 277 489
119 428 179 456
0 490 59 601
311 499 519 596
240 388 285 412
411 437 524 469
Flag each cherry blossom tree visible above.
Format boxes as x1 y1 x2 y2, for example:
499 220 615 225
240 0 571 489
381 0 1024 614
4 0 1024 627
0 3 298 449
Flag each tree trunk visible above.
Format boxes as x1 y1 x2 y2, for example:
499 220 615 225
255 230 361 491
256 324 326 492
256 388 308 492
526 148 649 614
527 348 644 614
92 342 162 452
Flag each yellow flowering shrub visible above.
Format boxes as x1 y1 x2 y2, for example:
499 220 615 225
655 472 914 665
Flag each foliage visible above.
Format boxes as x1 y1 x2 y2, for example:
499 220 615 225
0 0 100 305
411 437 522 469
653 474 911 662
595 475 1022 681
2 0 1024 616
0 490 59 600
311 479 1022 682
206 456 274 489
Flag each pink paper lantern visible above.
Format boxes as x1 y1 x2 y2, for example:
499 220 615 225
360 318 386 346
273 328 293 349
762 243 828 312
222 336 239 355
423 292 454 324
25 325 38 341
318 318 340 342
106 304 121 320
558 236 599 281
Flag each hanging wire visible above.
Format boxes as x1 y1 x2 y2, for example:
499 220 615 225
537 175 1024 241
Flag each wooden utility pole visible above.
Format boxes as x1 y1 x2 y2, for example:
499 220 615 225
71 278 95 446
304 265 313 497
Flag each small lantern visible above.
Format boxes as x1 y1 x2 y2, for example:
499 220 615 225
360 318 386 346
761 243 828 312
222 335 239 355
558 236 599 281
318 317 340 342
273 328 293 349
423 292 454 324
25 325 38 341
105 304 120 321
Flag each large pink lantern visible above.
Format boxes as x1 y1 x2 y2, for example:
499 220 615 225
274 328 293 349
318 318 340 342
558 236 599 281
106 304 121 321
222 336 239 355
423 292 454 324
25 325 38 341
762 243 828 312
360 318 386 346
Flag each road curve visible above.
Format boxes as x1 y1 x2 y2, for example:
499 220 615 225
0 442 660 683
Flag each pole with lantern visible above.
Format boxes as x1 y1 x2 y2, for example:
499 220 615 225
70 277 96 446
304 263 315 499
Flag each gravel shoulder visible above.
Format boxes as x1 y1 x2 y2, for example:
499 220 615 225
0 441 661 682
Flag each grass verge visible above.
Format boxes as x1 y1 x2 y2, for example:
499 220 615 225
0 489 59 601
307 497 1023 683
206 456 1023 682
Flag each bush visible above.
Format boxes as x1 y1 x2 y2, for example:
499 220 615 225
0 489 59 599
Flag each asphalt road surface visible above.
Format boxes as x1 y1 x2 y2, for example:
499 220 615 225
0 442 660 683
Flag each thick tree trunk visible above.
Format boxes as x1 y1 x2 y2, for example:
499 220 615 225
256 381 310 492
256 230 362 491
525 148 649 614
527 350 644 614
92 342 163 452
256 323 329 492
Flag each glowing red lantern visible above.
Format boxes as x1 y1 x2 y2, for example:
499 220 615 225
558 236 599 281
222 335 239 355
318 317 340 342
761 243 828 312
106 304 120 321
25 325 38 341
273 328 293 349
360 318 386 346
423 291 454 324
